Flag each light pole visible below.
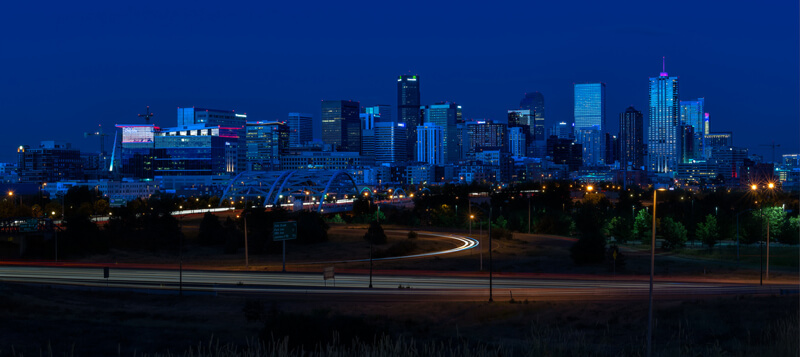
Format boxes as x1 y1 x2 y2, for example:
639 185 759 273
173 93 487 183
647 187 666 357
488 205 493 303
751 182 775 284
242 212 249 269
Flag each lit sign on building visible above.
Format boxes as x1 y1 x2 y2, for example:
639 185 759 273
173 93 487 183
118 125 155 143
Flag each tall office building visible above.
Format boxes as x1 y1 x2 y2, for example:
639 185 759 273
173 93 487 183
416 123 444 165
177 107 246 127
619 106 645 170
365 105 393 123
287 113 313 147
508 109 532 144
421 102 460 163
374 122 407 165
321 100 360 152
398 75 421 160
519 92 545 140
647 63 680 173
245 122 289 171
155 125 240 176
574 83 606 166
680 98 706 163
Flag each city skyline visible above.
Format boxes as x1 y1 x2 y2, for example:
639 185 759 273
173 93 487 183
0 1 797 163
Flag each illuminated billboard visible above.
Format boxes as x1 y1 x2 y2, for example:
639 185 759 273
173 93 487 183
118 125 155 143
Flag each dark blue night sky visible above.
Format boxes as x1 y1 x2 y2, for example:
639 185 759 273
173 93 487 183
1 0 797 162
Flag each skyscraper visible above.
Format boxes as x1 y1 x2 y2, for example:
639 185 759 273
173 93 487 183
574 83 606 166
647 62 680 173
416 123 444 165
287 113 313 147
619 106 644 170
680 98 705 163
519 92 545 140
321 100 360 152
421 102 460 164
374 122 406 165
397 75 420 160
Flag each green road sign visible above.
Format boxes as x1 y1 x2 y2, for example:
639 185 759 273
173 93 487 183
273 221 297 241
19 219 38 233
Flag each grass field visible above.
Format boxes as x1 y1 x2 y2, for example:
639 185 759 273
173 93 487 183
0 283 796 356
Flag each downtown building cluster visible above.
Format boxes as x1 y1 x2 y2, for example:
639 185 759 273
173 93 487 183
5 66 799 202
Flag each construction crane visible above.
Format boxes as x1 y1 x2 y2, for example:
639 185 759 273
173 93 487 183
138 106 155 124
760 141 781 164
84 125 109 155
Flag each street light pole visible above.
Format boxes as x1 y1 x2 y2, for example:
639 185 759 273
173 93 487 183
243 212 249 269
646 188 662 357
488 206 493 303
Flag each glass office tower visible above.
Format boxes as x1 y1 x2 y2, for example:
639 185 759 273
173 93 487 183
574 83 606 166
519 92 545 140
648 68 680 173
398 75 421 161
321 100 360 152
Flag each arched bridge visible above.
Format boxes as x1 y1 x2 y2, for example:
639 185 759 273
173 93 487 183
220 170 359 213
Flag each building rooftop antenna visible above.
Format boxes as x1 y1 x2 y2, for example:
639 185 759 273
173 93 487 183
138 106 155 124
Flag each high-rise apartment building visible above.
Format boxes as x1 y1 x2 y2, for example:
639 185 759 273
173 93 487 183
574 83 606 166
321 100 360 152
416 123 444 165
397 75 421 160
508 127 526 157
648 62 680 173
519 92 545 140
508 109 532 144
287 113 313 147
465 120 507 157
619 106 644 170
421 102 460 164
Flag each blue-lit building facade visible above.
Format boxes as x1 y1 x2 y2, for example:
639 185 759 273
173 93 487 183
574 83 606 167
648 69 680 173
245 121 289 171
421 102 460 164
397 75 421 161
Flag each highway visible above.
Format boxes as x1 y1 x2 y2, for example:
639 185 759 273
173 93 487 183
0 265 794 301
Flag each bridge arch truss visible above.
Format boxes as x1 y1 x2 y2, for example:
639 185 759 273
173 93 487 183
220 170 359 213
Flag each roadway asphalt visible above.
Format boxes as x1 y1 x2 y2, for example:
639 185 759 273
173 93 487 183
0 265 795 302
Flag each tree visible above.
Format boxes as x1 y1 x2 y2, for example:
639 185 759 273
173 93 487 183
296 211 329 244
633 209 652 244
364 221 387 245
660 217 687 250
696 214 720 249
570 196 608 264
778 217 799 245
606 216 632 243
198 212 224 245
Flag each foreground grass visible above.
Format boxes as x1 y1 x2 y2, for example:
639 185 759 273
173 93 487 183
677 244 800 268
4 316 798 357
